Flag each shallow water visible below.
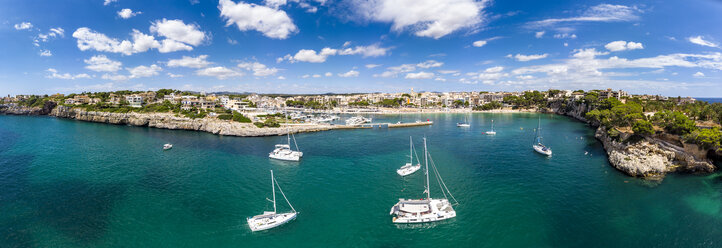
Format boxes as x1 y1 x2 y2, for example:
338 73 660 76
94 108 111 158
1 113 721 247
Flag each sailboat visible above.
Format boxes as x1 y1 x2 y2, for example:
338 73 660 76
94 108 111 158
269 128 303 161
532 117 552 156
456 115 470 127
390 137 458 224
485 120 496 135
247 170 298 232
396 137 421 176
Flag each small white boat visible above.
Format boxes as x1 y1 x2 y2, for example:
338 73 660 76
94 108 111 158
397 137 421 176
532 117 552 156
163 144 173 150
456 123 470 127
248 170 298 232
269 128 303 161
390 137 458 224
485 120 496 135
345 115 372 126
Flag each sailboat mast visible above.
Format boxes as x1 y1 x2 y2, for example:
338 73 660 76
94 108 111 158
424 137 430 200
271 170 276 213
491 120 494 131
409 136 413 164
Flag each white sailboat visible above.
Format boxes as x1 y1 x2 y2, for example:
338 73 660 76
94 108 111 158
269 128 303 161
163 143 173 150
396 137 421 176
456 115 470 127
247 170 298 232
533 117 552 156
390 137 458 224
485 120 496 135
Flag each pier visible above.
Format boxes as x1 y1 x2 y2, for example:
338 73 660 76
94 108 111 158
335 121 433 129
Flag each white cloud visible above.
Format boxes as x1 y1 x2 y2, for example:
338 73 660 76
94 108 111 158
365 64 382 69
277 76 286 80
168 55 211 68
417 60 443 68
472 40 487 47
353 0 486 39
693 71 705 77
102 74 128 81
46 68 91 80
605 40 644 52
118 8 141 19
196 66 243 79
507 53 549 62
437 70 459 75
219 0 298 39
338 44 390 57
14 22 33 30
301 74 310 78
264 0 287 8
39 50 52 56
150 19 206 46
128 64 162 78
167 72 183 78
72 28 164 55
338 70 359 77
158 39 193 53
84 55 122 72
465 66 508 84
103 0 117 6
324 72 333 77
237 62 279 76
282 47 337 63
688 36 719 48
434 77 446 82
312 74 322 78
535 31 545 38
131 29 160 52
529 4 641 27
553 33 577 39
405 71 434 79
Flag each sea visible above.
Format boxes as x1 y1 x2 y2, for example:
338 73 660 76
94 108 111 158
1 113 722 247
697 98 722 103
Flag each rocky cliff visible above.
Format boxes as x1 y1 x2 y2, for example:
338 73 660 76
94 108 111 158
549 99 717 180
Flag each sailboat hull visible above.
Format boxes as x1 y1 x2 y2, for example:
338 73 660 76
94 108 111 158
397 163 421 176
247 212 298 232
390 198 456 223
533 144 552 156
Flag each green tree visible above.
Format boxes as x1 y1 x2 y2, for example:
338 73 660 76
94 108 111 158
632 120 654 136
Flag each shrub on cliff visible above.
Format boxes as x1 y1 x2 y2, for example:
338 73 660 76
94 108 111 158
632 120 654 136
686 128 722 150
232 111 252 123
653 111 696 135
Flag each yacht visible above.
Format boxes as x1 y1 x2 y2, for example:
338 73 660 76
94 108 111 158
345 115 372 126
163 144 173 150
269 128 303 161
247 170 298 231
397 137 421 176
533 117 552 156
390 137 458 224
485 120 496 135
456 116 470 127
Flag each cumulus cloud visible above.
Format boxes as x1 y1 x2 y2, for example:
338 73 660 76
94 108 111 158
464 66 508 84
103 0 117 6
338 70 359 77
352 0 487 39
405 71 434 79
39 50 52 56
417 60 443 68
168 55 211 68
196 66 243 79
279 44 391 63
102 74 128 81
118 8 141 19
237 62 279 76
150 19 206 46
84 55 122 72
324 72 333 77
506 53 549 61
14 22 33 30
167 72 183 78
46 68 92 80
605 40 644 52
338 44 391 57
472 36 501 47
693 71 705 77
128 64 162 78
365 64 382 69
528 4 641 27
219 0 298 39
535 31 545 38
688 36 719 48
73 28 148 55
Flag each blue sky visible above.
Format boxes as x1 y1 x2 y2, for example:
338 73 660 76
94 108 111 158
1 0 721 97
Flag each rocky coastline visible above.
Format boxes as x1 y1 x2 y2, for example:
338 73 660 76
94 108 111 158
551 100 718 180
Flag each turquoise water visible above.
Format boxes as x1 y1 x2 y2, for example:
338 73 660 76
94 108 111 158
1 113 722 247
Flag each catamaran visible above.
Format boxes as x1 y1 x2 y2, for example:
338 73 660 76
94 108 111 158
247 170 298 232
397 137 421 176
390 137 458 224
269 128 303 161
485 120 496 135
533 117 552 156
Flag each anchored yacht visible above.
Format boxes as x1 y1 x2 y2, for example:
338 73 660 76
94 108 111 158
390 137 458 224
532 117 552 156
396 137 421 176
269 128 303 161
247 170 298 231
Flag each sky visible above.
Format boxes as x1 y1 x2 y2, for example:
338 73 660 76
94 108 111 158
1 0 721 97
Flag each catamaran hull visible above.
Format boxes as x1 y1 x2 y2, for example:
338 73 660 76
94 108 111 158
390 199 456 224
269 153 301 161
485 131 496 135
533 145 552 156
247 212 298 232
397 164 421 176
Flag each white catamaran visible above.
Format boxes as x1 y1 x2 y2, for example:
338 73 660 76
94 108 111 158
533 117 552 156
396 137 421 176
247 170 298 232
269 128 303 161
485 120 496 135
390 137 458 224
